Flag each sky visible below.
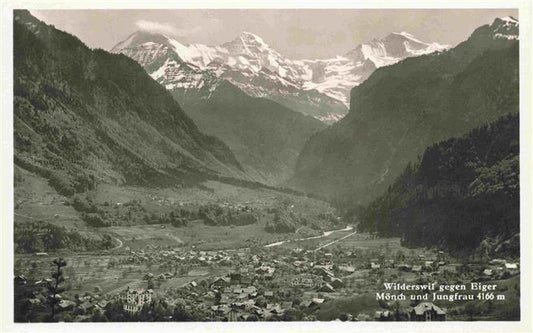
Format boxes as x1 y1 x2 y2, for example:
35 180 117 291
30 9 518 59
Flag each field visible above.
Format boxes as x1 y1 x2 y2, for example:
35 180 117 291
13 167 338 298
13 167 520 322
14 167 335 250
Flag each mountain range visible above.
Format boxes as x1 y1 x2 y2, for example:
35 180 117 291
290 16 519 204
14 10 245 196
111 29 448 122
112 30 328 184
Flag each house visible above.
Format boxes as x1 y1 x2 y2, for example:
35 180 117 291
264 291 274 298
281 301 293 309
58 300 76 311
412 265 422 273
311 298 325 306
313 266 334 278
78 301 95 313
116 287 153 314
242 286 257 295
483 269 493 277
292 277 315 288
338 266 355 274
266 303 283 314
410 302 446 321
490 258 507 265
398 264 412 272
370 262 381 270
505 263 519 274
374 310 393 321
212 276 231 288
96 300 108 309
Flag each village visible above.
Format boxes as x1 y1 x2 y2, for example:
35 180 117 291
14 230 521 322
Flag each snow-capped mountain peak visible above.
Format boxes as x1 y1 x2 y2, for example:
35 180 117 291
491 16 519 40
112 29 451 122
238 31 268 46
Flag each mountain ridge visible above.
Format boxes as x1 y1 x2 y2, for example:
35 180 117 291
14 10 246 196
290 17 519 204
112 29 448 121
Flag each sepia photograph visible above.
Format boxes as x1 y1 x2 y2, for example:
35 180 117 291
2 1 532 332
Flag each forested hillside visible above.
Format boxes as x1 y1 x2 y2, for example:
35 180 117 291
355 114 519 256
173 81 326 184
14 10 243 197
291 17 519 205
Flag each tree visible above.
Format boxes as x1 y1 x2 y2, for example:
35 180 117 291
48 258 67 321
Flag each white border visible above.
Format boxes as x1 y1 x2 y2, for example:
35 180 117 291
1 1 532 333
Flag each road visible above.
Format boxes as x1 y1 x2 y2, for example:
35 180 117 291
110 237 123 250
264 226 353 248
313 231 357 251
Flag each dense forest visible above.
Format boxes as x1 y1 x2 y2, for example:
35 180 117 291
354 114 519 257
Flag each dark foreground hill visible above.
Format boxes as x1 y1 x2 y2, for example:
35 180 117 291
14 10 244 196
355 114 519 256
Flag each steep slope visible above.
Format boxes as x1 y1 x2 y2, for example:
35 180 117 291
112 30 447 122
113 31 326 185
355 114 519 256
291 17 519 204
14 10 244 196
172 80 326 184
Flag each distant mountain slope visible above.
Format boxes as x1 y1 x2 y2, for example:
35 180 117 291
172 80 326 184
112 30 447 121
14 10 244 196
356 114 519 256
291 17 519 204
113 32 326 185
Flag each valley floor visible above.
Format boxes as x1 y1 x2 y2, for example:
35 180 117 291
13 168 520 322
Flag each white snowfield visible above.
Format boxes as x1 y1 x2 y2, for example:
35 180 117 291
112 17 517 121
